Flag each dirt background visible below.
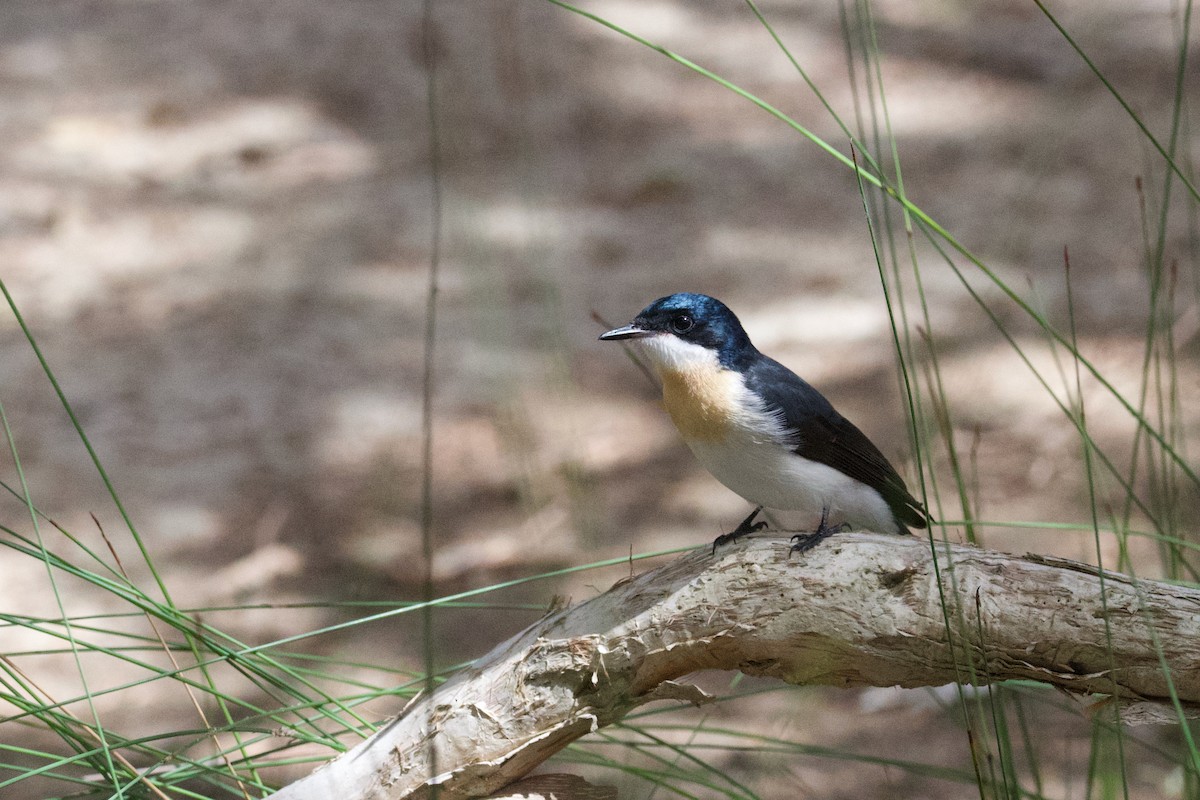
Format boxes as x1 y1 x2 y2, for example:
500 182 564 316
1 0 1197 798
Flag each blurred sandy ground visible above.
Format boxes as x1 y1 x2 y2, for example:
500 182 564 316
0 0 1196 797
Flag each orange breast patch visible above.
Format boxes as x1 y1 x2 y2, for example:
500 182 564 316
660 367 738 442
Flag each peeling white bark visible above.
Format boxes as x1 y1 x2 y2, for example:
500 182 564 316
269 534 1200 800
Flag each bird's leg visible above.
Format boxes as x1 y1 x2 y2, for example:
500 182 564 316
789 506 848 554
711 505 767 554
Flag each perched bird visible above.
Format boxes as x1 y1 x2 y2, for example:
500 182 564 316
599 292 928 552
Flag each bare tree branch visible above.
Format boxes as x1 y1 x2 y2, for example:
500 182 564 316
269 534 1200 800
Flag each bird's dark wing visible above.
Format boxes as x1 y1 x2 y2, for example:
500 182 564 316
743 355 928 531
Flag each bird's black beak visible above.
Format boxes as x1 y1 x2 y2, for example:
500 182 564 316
599 324 653 341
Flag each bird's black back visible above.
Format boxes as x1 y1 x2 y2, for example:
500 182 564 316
742 354 928 533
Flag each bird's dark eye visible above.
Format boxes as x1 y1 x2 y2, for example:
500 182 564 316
670 313 694 334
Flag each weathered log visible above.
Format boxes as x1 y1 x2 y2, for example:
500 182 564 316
270 533 1200 800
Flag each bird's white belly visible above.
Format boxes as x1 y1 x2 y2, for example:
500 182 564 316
685 433 899 535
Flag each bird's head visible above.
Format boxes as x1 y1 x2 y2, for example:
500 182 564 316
599 292 755 371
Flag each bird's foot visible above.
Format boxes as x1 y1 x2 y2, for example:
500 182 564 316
711 506 767 554
789 506 849 555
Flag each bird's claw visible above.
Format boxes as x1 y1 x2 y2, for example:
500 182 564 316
789 506 848 555
711 506 767 554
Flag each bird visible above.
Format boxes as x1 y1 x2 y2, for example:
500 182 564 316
599 292 928 553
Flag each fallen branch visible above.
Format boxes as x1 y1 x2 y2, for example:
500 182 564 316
269 533 1200 800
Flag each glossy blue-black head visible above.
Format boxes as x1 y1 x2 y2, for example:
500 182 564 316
599 293 757 369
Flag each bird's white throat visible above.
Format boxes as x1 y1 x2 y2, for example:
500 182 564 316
635 333 719 372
